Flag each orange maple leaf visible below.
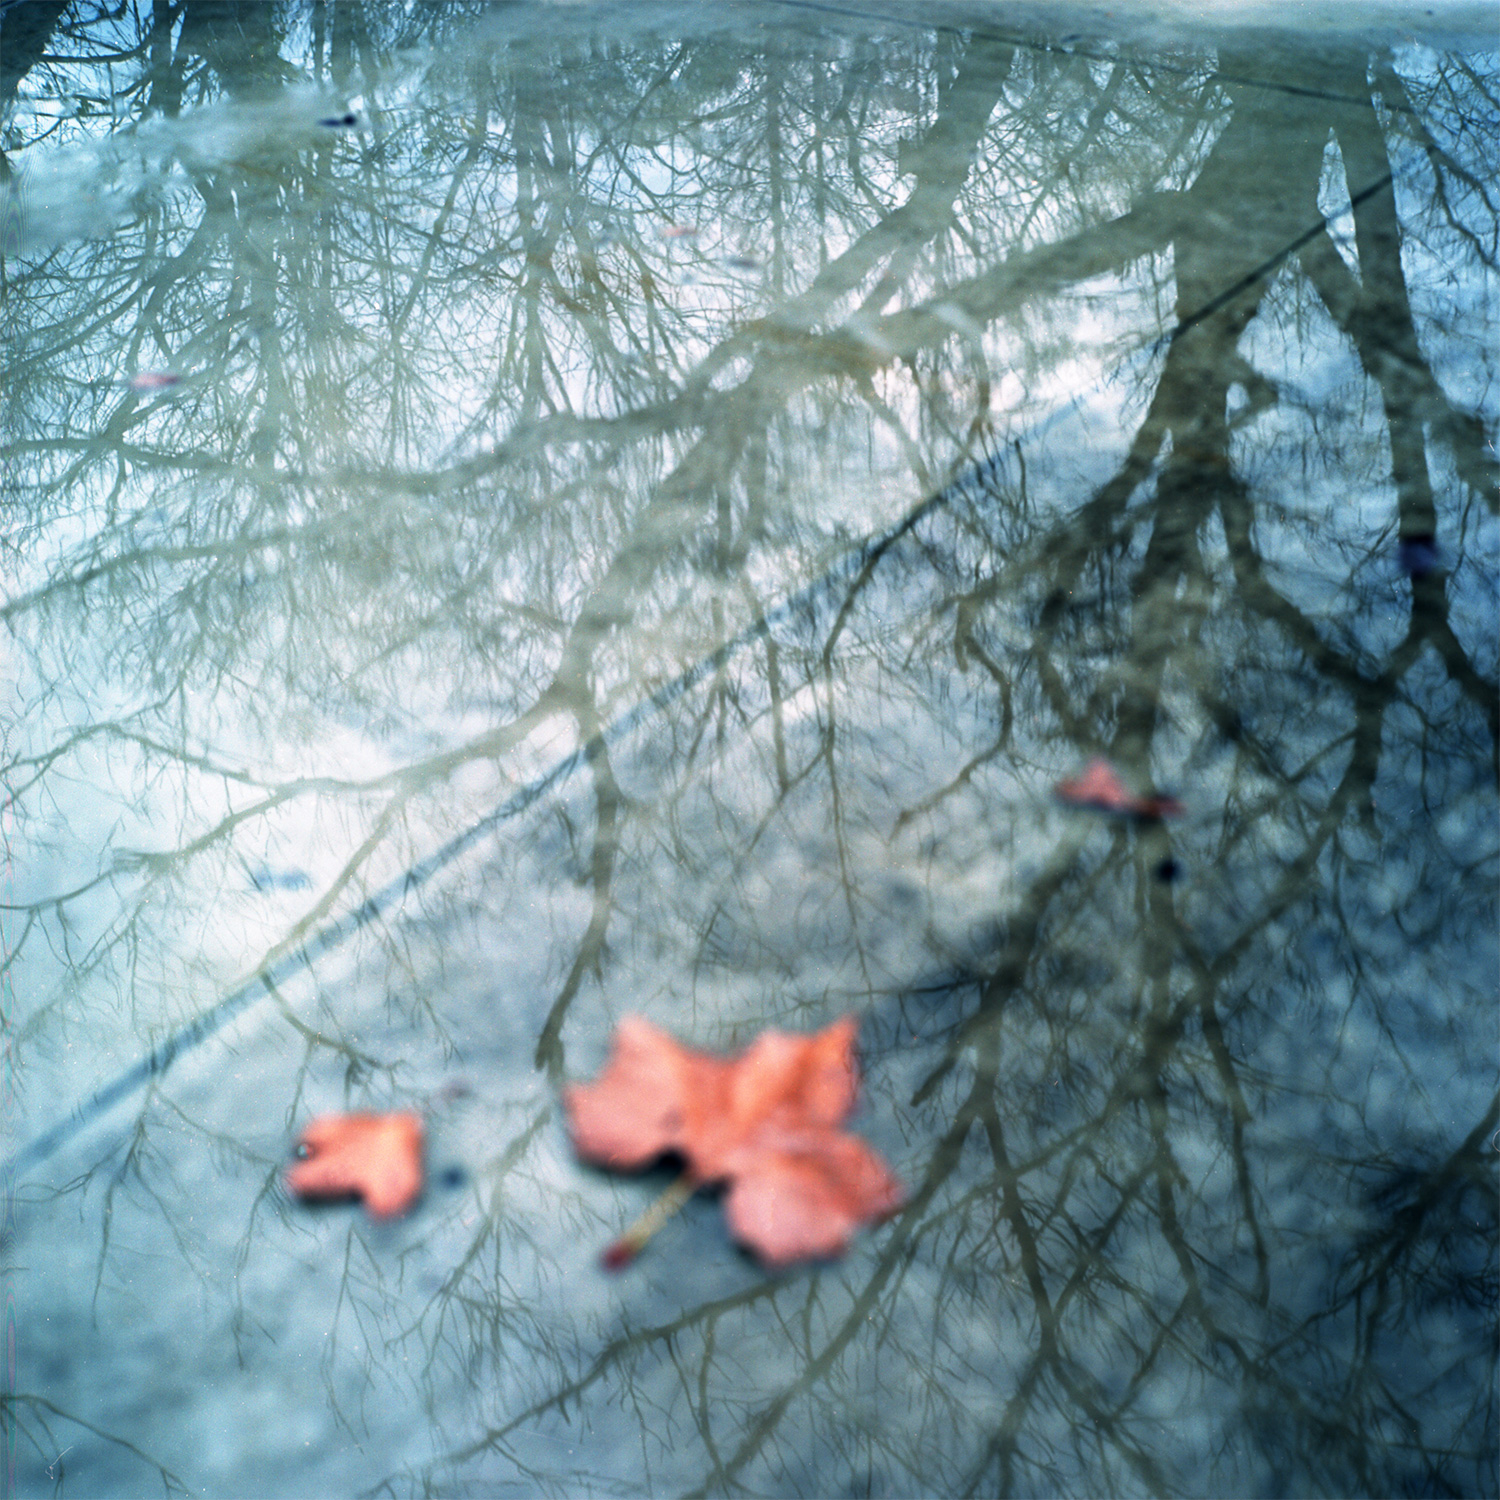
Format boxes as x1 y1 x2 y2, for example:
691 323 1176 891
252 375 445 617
286 1111 424 1220
565 1015 904 1268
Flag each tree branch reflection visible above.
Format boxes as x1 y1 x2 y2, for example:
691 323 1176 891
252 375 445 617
2 7 1494 1497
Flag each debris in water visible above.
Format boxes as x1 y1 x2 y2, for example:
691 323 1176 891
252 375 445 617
287 1112 425 1220
1398 533 1439 577
248 865 312 892
128 372 181 393
1055 757 1184 821
566 1015 903 1269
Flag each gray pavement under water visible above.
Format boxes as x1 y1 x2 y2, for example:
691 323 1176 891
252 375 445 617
1 1 1496 1495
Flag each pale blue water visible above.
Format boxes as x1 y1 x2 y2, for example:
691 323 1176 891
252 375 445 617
2 2 1496 1495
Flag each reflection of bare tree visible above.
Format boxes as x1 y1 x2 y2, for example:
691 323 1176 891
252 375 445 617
3 9 1496 1498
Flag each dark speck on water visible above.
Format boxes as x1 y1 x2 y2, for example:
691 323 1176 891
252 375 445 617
1398 533 1440 576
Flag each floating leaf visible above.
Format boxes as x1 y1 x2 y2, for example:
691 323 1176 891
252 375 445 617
128 371 180 393
1055 756 1183 820
566 1015 903 1268
286 1111 424 1219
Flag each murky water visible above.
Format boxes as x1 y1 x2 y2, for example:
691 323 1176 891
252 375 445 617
2 1 1497 1495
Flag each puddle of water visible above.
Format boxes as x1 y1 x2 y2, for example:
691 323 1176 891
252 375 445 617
2 2 1496 1495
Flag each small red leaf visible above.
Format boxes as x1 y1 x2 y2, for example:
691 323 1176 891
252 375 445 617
1056 757 1183 820
286 1111 424 1220
128 371 181 393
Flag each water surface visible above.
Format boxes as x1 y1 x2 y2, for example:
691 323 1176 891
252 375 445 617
2 1 1497 1495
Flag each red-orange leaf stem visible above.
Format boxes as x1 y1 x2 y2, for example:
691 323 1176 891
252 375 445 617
602 1172 696 1270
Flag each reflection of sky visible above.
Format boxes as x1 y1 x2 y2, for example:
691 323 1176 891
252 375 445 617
3 6 1496 1498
